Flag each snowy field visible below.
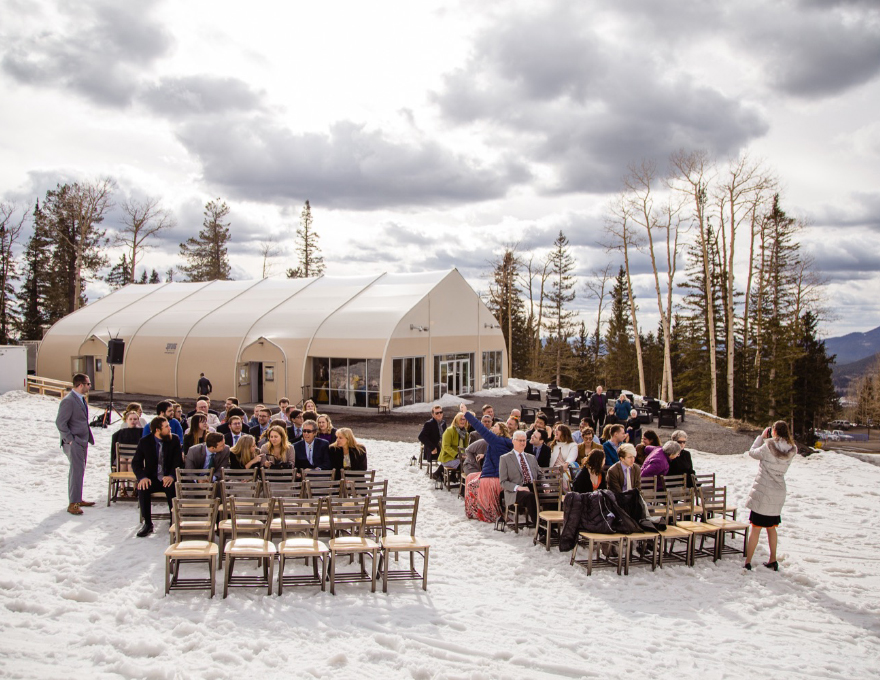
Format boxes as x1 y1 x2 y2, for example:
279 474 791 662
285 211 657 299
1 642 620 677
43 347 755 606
1 390 878 679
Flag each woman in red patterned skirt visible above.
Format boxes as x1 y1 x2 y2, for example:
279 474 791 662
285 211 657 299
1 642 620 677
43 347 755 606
462 404 512 523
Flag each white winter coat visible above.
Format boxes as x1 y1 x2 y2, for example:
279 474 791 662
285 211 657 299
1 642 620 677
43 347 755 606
744 434 795 516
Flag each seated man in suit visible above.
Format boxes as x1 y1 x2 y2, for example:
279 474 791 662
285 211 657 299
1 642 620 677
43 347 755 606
132 416 183 538
499 431 539 526
184 432 230 477
293 422 331 471
222 415 249 448
607 443 641 494
525 428 552 468
217 408 250 436
277 398 291 422
250 407 273 443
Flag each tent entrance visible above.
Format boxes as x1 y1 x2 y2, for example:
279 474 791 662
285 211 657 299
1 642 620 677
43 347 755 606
440 358 470 396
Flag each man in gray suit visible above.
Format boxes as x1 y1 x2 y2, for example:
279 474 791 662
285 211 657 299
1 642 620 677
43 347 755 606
55 373 95 515
184 432 231 479
499 431 539 526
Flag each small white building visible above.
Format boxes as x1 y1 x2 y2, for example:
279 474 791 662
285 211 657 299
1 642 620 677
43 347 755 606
36 269 507 408
0 345 28 394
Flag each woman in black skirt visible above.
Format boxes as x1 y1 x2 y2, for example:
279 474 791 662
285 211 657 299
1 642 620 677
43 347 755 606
743 421 797 571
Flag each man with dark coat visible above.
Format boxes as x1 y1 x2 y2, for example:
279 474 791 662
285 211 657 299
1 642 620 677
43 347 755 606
222 415 250 448
293 422 331 470
588 385 608 431
196 373 212 396
132 416 183 538
525 428 553 468
417 405 447 461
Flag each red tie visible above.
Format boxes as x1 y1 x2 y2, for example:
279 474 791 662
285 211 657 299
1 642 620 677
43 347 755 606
519 454 532 485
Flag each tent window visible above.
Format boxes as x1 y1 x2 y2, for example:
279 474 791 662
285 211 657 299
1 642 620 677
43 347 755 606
312 357 380 408
392 357 425 407
481 350 502 389
433 353 474 400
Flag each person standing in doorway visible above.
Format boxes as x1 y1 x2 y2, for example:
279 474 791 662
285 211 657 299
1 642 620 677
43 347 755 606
196 372 212 397
55 373 95 515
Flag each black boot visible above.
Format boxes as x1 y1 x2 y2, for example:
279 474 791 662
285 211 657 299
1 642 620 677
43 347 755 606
137 522 154 538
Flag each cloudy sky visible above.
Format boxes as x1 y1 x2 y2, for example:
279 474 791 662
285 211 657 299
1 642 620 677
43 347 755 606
1 0 878 338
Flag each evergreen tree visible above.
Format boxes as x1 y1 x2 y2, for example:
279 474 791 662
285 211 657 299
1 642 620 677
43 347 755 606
138 269 148 284
287 200 325 278
542 230 577 384
105 253 132 290
486 248 530 378
179 198 232 281
0 203 25 343
149 269 160 284
15 201 54 340
604 267 637 389
790 311 836 438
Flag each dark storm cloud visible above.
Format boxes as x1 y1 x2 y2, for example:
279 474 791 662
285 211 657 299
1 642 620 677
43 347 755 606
1 0 173 107
176 117 531 210
736 2 880 98
809 192 880 231
430 3 768 194
140 76 266 116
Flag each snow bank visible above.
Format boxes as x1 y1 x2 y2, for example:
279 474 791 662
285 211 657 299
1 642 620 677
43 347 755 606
393 393 472 413
1 391 879 678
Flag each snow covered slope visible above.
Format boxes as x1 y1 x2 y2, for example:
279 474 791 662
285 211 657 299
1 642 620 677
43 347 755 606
0 391 877 679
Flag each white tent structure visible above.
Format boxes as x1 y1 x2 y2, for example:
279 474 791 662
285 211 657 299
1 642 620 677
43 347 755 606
36 269 508 408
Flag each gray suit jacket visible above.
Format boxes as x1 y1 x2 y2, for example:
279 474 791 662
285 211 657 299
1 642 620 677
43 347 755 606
184 443 231 472
499 450 539 508
56 390 94 447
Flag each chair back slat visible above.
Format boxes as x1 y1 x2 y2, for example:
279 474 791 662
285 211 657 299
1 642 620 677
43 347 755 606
175 481 217 500
229 497 274 539
302 468 336 482
694 473 716 488
640 487 670 522
176 468 214 484
115 443 138 472
267 480 305 499
327 497 369 537
532 476 563 511
662 474 688 490
303 479 345 499
344 479 388 498
341 469 376 484
221 468 258 483
697 485 727 515
380 496 418 535
171 498 218 542
276 497 323 540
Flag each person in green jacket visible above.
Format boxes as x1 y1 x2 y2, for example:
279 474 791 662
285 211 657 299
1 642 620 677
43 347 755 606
433 411 469 481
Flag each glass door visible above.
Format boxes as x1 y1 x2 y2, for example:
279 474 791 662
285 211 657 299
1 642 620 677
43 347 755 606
441 359 471 396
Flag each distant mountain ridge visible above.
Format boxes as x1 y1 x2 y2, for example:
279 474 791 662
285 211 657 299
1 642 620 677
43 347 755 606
824 325 880 365
832 351 879 393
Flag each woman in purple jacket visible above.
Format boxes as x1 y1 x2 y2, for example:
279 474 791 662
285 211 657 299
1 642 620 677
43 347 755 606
640 441 681 489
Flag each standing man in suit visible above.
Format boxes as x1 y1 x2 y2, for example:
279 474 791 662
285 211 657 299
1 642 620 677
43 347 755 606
499 431 539 526
197 373 212 397
55 373 95 515
132 416 183 537
418 405 447 462
293 422 331 470
588 386 607 432
184 433 230 476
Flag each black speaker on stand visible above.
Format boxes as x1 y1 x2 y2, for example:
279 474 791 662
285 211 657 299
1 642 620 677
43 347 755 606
106 338 125 426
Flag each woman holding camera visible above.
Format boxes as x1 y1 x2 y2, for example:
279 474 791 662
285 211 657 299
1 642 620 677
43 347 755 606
744 420 797 571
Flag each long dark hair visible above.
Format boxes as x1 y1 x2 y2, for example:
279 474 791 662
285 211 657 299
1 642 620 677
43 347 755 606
772 420 794 447
586 449 605 477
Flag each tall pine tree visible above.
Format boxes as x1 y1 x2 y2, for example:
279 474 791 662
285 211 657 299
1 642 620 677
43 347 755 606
603 266 637 390
179 198 232 281
542 231 577 384
287 200 325 278
486 248 529 378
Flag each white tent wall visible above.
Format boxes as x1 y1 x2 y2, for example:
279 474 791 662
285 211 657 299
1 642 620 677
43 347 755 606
35 270 508 407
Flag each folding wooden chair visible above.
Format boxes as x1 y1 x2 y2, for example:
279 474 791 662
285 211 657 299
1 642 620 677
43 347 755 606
218 480 260 563
379 497 429 592
570 532 625 575
223 497 276 597
107 443 137 506
303 468 336 483
260 468 296 496
170 481 217 543
164 498 219 598
220 468 259 483
533 475 564 550
326 497 380 595
277 498 329 593
623 532 659 574
700 486 750 559
303 479 345 499
674 519 720 566
665 478 695 523
177 468 214 484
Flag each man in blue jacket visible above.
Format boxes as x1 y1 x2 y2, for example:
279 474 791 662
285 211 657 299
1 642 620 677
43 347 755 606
603 424 626 467
142 400 183 442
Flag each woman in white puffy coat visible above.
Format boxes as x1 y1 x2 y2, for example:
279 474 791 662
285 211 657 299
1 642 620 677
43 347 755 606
744 420 796 571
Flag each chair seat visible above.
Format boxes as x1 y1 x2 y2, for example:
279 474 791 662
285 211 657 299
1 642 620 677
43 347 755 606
382 535 430 550
538 510 564 522
165 540 219 558
218 518 264 530
578 531 626 541
676 521 719 535
225 538 277 555
626 531 659 541
279 538 329 555
328 537 379 551
657 526 691 538
109 471 136 480
168 520 213 533
365 514 384 526
706 518 749 531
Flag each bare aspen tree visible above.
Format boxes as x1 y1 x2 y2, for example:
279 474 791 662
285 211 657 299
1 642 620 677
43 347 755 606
605 193 646 395
259 238 283 278
520 254 550 378
62 179 114 311
624 161 682 401
715 154 774 417
117 196 176 283
584 263 614 369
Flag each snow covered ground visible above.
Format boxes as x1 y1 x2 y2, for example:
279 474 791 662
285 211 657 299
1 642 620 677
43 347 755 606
1 390 878 679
